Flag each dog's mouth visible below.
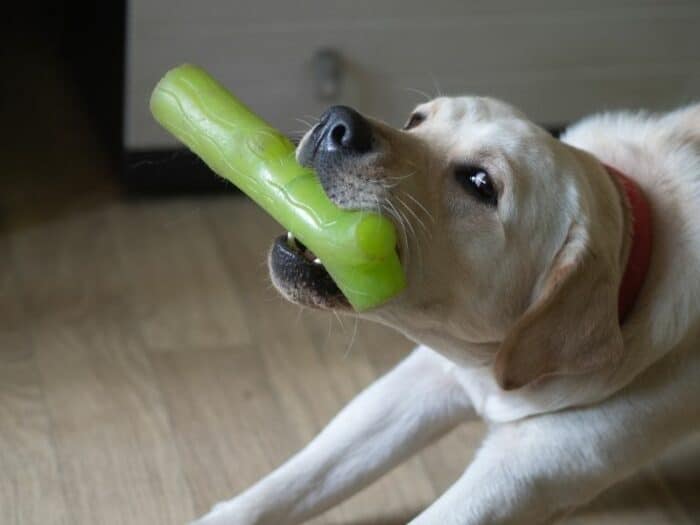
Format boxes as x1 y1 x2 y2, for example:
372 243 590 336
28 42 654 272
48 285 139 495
268 232 351 310
268 104 396 311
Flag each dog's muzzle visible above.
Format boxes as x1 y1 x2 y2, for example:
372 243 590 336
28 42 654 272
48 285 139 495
269 104 382 310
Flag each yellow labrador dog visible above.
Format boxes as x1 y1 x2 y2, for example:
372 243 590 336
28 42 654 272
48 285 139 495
196 98 700 524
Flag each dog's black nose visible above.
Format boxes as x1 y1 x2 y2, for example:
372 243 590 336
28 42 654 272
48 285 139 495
318 105 373 155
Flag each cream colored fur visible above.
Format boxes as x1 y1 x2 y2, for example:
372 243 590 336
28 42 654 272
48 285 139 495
195 99 700 524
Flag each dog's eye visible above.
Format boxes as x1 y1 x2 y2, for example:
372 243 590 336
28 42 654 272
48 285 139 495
403 113 425 130
455 165 497 206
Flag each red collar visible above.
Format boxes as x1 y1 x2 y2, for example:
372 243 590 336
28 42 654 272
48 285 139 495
603 164 652 324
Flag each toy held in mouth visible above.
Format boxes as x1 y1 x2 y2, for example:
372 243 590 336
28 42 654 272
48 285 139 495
149 64 405 311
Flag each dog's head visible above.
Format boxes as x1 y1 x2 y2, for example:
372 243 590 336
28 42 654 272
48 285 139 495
269 97 628 390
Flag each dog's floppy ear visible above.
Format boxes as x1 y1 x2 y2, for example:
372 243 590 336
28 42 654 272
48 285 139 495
494 221 624 390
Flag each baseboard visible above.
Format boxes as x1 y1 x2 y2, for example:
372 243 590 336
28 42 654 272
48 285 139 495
122 149 240 197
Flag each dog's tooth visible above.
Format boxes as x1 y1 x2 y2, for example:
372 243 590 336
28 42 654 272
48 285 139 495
287 231 294 242
313 257 322 265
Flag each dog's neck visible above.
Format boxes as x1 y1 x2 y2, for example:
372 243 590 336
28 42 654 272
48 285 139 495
604 163 653 324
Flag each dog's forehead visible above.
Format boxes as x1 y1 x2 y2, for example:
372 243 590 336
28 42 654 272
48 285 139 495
416 96 527 124
414 96 539 153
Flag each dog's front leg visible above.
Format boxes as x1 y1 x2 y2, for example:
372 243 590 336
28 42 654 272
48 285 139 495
194 345 473 525
411 354 700 525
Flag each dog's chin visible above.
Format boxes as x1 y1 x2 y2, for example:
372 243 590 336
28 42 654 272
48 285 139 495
268 233 351 311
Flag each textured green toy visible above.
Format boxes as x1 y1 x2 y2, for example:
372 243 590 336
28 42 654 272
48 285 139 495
150 64 405 310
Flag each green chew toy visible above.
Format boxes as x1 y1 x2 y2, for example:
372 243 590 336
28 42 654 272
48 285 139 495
150 64 405 311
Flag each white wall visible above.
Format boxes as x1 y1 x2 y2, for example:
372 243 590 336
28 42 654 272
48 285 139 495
126 0 700 149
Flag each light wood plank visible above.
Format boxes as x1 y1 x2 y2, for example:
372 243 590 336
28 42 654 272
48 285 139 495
10 208 195 525
0 356 69 525
108 200 251 352
0 234 68 525
31 317 195 524
148 344 301 517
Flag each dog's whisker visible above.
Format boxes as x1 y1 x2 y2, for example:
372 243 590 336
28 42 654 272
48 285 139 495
375 195 409 269
396 199 425 277
384 200 408 240
394 199 418 240
385 172 416 182
319 313 334 353
381 202 410 271
429 73 443 98
401 86 432 102
383 200 413 273
382 172 416 190
332 309 346 332
294 117 314 128
343 317 360 359
372 195 383 217
389 193 428 277
399 200 432 245
303 114 320 123
379 179 405 191
402 191 436 224
396 194 430 238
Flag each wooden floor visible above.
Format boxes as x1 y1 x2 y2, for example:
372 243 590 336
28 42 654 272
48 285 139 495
2 36 699 525
2 192 700 525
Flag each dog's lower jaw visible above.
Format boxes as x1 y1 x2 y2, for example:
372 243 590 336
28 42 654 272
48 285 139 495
268 234 350 310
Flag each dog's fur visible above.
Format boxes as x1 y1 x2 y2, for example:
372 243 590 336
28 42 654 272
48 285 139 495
195 98 700 524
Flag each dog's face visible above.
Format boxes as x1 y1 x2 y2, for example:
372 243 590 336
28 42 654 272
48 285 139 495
269 97 627 388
